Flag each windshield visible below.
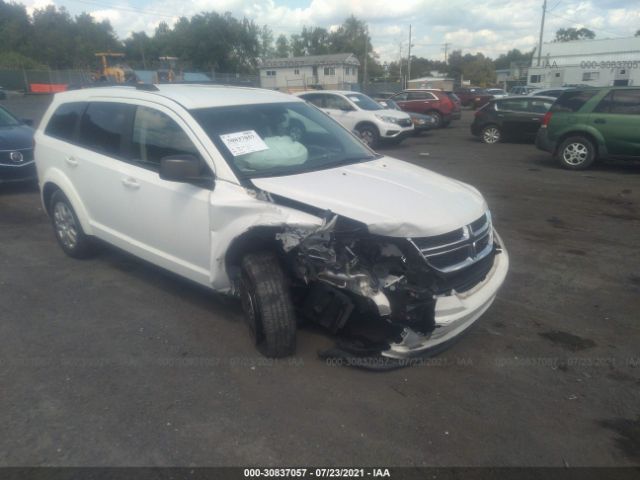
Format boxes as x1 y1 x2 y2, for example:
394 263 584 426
0 107 20 127
191 102 378 179
382 99 401 111
344 93 383 111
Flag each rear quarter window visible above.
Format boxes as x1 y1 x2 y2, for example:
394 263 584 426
44 102 87 141
551 90 598 113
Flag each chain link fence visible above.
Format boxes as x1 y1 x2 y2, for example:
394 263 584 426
0 68 259 93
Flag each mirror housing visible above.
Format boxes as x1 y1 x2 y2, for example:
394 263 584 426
159 155 212 187
340 105 355 112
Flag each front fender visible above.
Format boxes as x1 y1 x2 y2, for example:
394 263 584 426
208 181 323 292
556 124 609 157
40 168 94 235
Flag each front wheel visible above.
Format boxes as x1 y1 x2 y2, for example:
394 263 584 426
481 125 501 144
429 111 442 128
239 252 297 358
355 124 380 149
556 136 596 170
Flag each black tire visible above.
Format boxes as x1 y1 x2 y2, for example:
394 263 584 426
49 190 97 259
441 120 451 128
429 111 442 128
355 124 380 149
556 136 596 170
480 124 501 144
239 252 296 358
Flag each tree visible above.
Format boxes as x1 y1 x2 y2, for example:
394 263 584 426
259 25 274 60
290 34 305 57
494 48 534 70
275 34 290 58
554 27 595 42
636 29 640 37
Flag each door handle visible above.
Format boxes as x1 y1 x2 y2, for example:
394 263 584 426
594 118 606 124
121 177 140 189
65 156 78 167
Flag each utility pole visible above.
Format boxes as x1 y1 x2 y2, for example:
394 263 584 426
363 27 368 92
398 42 403 86
537 0 547 66
407 24 412 88
443 42 450 64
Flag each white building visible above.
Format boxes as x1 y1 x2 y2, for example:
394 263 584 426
528 36 640 88
259 53 360 91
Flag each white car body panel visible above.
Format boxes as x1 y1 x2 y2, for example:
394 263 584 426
252 156 487 238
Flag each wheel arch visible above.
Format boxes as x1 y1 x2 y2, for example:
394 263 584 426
354 121 380 135
554 128 606 158
40 170 93 235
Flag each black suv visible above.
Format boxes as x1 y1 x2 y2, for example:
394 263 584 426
471 96 555 144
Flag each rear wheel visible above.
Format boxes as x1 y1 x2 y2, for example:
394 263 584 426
50 190 96 259
429 111 442 128
481 125 501 144
239 252 297 358
556 136 596 170
355 124 380 149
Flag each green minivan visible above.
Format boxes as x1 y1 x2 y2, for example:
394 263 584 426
536 87 640 170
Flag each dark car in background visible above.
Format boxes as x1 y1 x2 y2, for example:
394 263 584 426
376 98 438 134
389 89 458 128
536 87 640 170
0 87 6 100
0 106 36 184
454 87 494 108
471 96 554 144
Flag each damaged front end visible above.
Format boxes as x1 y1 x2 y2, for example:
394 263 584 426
277 210 509 366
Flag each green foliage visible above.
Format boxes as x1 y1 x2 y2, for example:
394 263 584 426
554 27 596 42
448 50 495 86
494 48 534 70
0 51 44 69
636 29 640 37
0 1 120 69
275 34 290 57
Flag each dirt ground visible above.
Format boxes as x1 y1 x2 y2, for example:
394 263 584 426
0 94 638 467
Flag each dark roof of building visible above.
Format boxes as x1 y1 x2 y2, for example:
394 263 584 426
261 53 360 69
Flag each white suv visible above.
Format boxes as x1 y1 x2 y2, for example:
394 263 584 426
35 84 508 363
295 90 414 149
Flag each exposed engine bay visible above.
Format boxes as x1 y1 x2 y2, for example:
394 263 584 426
274 209 502 368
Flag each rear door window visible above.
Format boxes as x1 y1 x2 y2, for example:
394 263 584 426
45 102 87 141
551 90 598 113
528 98 553 113
608 89 640 115
496 99 528 112
78 102 134 157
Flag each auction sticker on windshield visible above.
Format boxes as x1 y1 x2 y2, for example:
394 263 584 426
220 130 269 156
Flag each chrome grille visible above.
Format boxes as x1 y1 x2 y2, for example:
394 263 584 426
398 118 412 127
410 212 494 273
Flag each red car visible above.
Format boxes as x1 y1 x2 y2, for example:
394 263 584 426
454 87 494 109
389 89 458 128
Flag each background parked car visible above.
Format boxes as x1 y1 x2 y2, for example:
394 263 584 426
486 88 508 99
297 90 413 148
389 89 457 128
536 86 640 170
471 96 555 144
0 105 35 183
0 87 7 100
508 85 536 95
529 87 573 98
376 98 438 134
454 87 494 108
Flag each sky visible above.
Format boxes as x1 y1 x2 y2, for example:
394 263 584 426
18 0 640 62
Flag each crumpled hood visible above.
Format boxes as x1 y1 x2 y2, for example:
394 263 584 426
0 124 34 150
252 157 487 238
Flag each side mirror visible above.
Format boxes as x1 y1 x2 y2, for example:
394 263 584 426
160 155 212 187
22 119 33 126
340 105 354 112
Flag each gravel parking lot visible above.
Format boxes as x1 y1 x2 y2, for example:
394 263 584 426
1 94 639 467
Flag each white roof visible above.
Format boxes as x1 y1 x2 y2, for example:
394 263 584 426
53 84 303 109
534 36 640 66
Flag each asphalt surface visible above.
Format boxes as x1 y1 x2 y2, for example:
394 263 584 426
1 94 639 467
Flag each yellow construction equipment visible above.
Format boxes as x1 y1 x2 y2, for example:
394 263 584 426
94 52 138 84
